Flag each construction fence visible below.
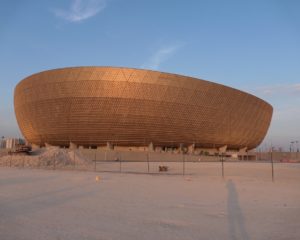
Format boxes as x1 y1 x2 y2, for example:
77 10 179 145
1 147 298 181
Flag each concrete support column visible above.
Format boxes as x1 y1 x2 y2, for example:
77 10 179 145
45 142 53 148
148 142 154 152
239 147 247 160
219 145 227 153
107 142 113 150
179 143 184 153
188 143 195 154
69 142 77 149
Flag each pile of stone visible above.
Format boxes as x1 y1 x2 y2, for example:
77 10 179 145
0 147 92 169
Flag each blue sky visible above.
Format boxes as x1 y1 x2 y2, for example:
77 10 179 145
1 0 300 150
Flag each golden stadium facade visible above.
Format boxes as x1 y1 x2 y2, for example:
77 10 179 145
14 67 273 150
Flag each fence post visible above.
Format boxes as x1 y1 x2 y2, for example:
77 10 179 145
271 149 274 182
183 153 185 176
119 153 122 173
221 153 224 179
53 153 56 170
147 152 150 173
73 150 75 169
94 150 97 172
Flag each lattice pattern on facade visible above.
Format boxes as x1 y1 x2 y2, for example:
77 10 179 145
14 67 273 150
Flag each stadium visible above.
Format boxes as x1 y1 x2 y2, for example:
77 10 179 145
14 67 273 152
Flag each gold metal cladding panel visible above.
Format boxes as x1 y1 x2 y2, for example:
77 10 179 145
14 67 273 150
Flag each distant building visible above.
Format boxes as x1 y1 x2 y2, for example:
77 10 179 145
0 139 5 149
2 138 25 149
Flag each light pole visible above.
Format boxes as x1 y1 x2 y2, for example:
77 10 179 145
294 140 299 159
290 141 294 152
271 145 274 182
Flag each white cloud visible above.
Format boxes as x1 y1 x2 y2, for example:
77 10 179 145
54 0 106 23
273 106 300 121
142 43 183 70
255 83 300 96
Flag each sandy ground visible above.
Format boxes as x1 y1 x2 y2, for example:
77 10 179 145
0 163 300 240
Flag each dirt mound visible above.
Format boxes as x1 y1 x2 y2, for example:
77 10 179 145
0 147 91 169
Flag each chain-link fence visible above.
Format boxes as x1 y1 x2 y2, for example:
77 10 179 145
1 148 292 181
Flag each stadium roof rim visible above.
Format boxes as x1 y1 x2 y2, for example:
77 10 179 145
19 66 272 110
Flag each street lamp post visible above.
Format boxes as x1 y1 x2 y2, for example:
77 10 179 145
271 145 274 182
290 141 294 152
294 140 299 159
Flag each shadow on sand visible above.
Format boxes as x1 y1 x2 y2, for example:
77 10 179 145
227 179 249 240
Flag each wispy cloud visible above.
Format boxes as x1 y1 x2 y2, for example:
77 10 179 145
54 0 106 23
142 43 184 70
254 83 300 96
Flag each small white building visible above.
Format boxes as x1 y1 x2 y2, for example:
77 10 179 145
2 138 25 149
0 139 5 149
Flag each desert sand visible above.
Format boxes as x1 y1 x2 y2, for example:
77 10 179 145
0 161 299 240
